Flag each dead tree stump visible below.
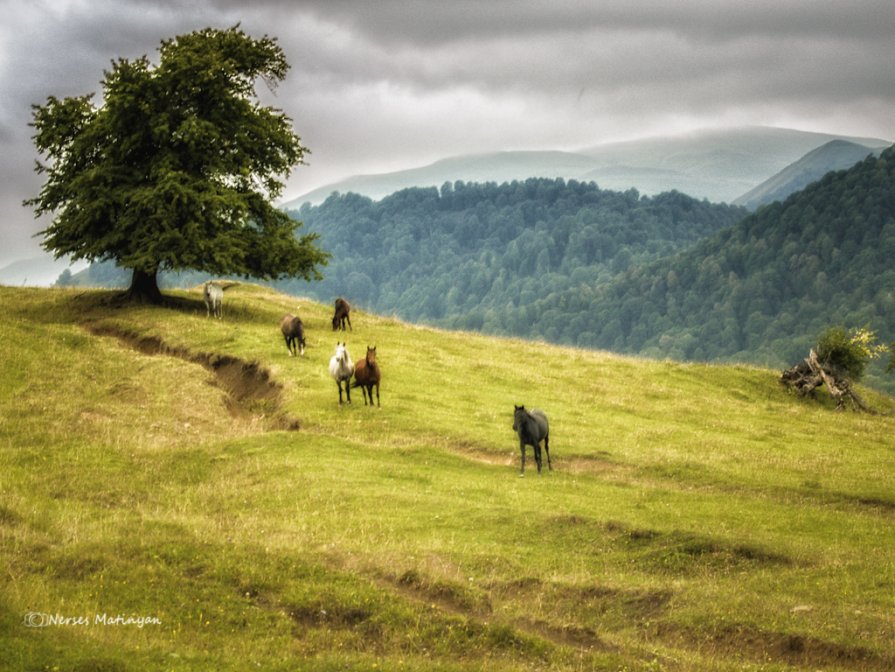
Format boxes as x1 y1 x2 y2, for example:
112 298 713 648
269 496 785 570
780 349 875 413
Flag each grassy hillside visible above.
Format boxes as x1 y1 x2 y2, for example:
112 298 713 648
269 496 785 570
2 284 894 671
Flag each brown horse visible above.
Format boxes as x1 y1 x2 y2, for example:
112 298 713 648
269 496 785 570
352 346 381 407
280 314 305 357
332 297 352 331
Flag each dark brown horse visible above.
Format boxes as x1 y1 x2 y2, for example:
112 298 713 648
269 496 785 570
332 297 352 331
352 346 381 407
280 314 305 357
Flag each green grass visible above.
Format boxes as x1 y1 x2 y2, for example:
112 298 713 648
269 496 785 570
2 283 894 671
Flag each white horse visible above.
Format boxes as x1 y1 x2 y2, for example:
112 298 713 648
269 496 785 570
329 342 354 404
203 282 223 319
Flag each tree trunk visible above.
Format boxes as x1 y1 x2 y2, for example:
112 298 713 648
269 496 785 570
780 349 876 413
124 268 163 304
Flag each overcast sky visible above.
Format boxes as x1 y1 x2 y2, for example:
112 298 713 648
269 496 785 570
2 0 894 267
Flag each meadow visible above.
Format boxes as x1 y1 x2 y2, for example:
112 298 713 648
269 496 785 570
1 283 893 671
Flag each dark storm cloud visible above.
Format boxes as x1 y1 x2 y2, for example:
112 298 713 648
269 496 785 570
218 0 895 44
2 0 893 268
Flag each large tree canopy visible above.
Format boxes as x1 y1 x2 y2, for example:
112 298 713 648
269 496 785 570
26 26 328 302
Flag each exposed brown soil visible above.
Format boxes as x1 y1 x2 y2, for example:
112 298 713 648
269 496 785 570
376 567 620 656
656 621 895 671
84 323 300 431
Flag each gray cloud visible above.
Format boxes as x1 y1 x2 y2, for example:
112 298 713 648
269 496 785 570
2 0 893 268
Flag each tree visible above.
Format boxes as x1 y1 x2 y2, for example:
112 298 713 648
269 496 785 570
25 26 327 303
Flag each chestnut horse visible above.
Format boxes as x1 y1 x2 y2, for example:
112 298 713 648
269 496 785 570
332 297 352 331
352 346 381 407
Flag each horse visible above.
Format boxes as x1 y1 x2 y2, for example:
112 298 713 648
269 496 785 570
203 282 223 319
280 314 306 357
512 405 551 476
332 297 352 332
329 342 354 404
352 346 381 407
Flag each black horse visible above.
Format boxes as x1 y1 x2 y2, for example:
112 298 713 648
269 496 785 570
513 405 551 476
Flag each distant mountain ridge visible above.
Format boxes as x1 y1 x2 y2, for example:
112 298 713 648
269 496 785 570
733 140 886 210
282 126 890 208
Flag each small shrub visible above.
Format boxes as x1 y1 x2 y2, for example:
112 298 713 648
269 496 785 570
815 326 887 381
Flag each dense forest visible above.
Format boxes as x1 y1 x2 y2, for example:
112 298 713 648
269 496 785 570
503 148 895 389
280 178 746 324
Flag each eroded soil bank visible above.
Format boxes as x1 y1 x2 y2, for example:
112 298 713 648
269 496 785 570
85 323 300 431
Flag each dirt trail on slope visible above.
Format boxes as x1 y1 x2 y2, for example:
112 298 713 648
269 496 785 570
85 323 300 431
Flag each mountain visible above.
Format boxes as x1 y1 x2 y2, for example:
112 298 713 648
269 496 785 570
281 126 891 208
525 145 895 389
579 126 889 204
0 255 87 287
733 139 887 210
286 150 603 205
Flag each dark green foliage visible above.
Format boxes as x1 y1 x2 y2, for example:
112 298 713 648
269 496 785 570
815 327 869 381
27 26 327 302
546 147 895 389
281 178 746 334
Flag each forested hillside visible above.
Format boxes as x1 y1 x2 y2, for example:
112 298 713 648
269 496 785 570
62 152 895 391
281 178 746 325
525 146 895 387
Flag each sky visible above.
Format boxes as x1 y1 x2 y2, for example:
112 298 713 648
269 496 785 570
1 0 894 268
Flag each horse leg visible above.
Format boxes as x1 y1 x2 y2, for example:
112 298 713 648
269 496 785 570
544 433 552 471
285 335 293 356
519 441 526 476
345 378 351 404
337 380 343 404
374 382 380 407
535 442 543 474
346 314 352 331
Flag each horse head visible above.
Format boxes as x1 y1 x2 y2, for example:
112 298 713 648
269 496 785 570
512 404 526 431
365 345 377 366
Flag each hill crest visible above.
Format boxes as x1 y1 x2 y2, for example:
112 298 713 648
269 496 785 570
733 139 887 209
282 126 891 208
